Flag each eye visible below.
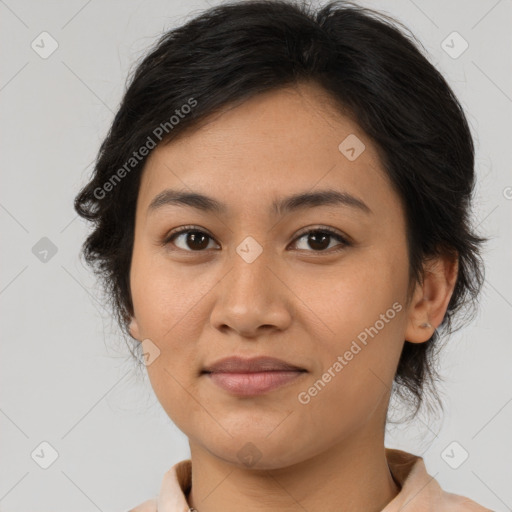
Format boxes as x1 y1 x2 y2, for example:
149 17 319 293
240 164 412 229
290 227 350 253
163 225 219 252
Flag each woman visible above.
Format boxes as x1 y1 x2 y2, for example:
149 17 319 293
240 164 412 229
74 1 492 510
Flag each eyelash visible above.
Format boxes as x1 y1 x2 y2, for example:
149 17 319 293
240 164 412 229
161 225 351 254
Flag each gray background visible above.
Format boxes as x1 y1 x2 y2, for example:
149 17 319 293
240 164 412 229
1 0 511 510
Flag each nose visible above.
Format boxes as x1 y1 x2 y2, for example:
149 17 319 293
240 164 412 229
209 241 293 338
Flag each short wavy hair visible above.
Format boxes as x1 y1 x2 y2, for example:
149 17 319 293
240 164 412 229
74 0 487 421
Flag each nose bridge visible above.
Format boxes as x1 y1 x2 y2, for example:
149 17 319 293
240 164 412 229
209 234 291 335
229 234 273 301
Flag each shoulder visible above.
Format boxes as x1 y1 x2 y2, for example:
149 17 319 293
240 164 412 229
385 448 494 512
439 489 495 512
127 497 158 512
126 459 192 512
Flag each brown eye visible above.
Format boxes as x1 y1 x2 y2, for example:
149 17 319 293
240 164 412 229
164 227 219 251
291 228 350 252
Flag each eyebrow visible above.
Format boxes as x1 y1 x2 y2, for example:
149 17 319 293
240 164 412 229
147 188 372 216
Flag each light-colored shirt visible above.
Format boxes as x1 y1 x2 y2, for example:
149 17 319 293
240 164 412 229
129 448 494 511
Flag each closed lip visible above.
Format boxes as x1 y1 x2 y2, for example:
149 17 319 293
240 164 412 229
202 356 306 374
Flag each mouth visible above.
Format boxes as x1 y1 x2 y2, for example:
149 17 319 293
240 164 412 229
202 355 306 373
201 356 307 396
203 370 307 396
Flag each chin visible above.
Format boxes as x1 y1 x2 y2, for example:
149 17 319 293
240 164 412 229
202 429 311 470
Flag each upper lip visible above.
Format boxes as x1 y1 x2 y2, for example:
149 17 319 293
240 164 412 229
202 356 306 374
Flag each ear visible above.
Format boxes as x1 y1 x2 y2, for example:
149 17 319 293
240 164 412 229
404 250 458 343
128 316 142 341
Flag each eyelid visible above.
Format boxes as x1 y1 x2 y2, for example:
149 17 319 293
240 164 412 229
293 224 349 241
290 225 351 253
162 224 219 248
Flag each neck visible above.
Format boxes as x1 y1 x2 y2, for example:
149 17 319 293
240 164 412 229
187 430 400 512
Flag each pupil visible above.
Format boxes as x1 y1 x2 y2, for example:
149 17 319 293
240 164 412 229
188 232 209 250
309 232 329 250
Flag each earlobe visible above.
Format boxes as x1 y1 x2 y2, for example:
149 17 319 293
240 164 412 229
404 252 458 344
128 317 141 341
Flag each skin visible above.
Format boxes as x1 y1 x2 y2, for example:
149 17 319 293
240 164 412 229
128 81 458 512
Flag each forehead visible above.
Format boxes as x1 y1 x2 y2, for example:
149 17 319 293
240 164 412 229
137 82 399 220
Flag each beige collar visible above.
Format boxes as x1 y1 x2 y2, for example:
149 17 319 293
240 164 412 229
141 448 493 512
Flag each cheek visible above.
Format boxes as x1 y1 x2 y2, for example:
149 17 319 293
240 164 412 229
290 248 406 341
290 249 407 401
130 248 223 416
130 243 211 337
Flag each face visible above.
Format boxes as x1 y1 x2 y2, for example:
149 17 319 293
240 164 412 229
128 82 436 469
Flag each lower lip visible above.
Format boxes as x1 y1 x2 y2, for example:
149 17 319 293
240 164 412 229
205 371 306 396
